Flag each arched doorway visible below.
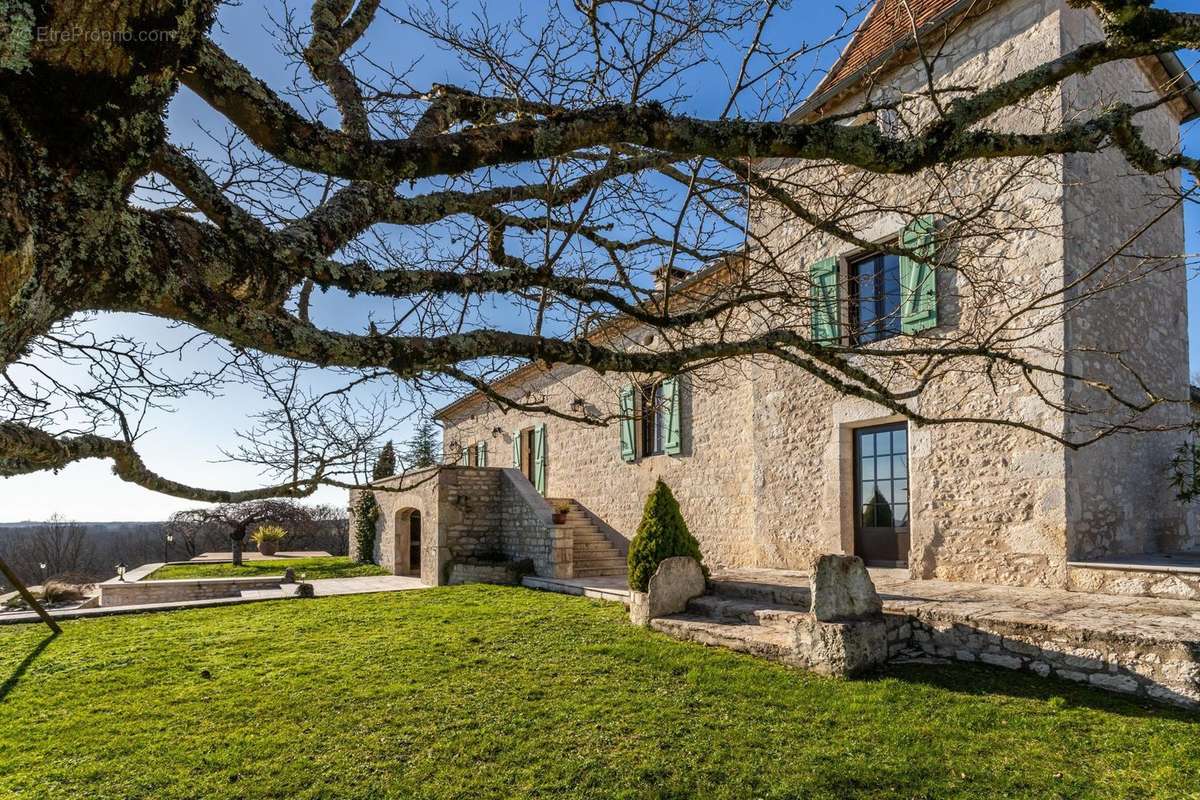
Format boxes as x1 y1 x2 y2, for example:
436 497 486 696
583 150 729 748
408 510 421 575
394 507 423 577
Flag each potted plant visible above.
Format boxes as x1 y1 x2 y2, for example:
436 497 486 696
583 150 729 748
251 524 287 556
552 501 571 525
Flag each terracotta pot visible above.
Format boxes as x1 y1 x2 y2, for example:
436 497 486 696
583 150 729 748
258 540 279 556
552 511 568 525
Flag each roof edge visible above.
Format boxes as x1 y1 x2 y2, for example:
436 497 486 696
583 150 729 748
791 1 1200 124
431 252 744 421
790 0 984 122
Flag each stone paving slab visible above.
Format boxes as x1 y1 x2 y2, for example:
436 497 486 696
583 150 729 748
188 550 333 562
713 567 1200 644
0 575 425 625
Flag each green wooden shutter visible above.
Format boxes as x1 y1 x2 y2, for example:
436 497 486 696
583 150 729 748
458 447 469 466
900 215 938 334
533 423 547 494
810 256 840 343
477 441 487 467
512 430 521 468
619 385 636 463
663 377 681 455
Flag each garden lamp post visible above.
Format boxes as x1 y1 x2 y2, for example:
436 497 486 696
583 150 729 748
164 532 174 564
116 563 126 582
38 562 46 584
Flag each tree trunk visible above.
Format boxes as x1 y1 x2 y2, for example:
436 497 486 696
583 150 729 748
231 536 243 567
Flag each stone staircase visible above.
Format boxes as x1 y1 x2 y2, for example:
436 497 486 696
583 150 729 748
649 580 814 667
549 498 627 577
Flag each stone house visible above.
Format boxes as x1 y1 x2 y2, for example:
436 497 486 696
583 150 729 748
359 0 1200 592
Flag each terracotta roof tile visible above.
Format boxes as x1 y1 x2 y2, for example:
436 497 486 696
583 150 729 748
813 0 974 99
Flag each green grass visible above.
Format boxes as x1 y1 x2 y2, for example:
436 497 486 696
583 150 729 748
0 586 1196 800
145 556 388 581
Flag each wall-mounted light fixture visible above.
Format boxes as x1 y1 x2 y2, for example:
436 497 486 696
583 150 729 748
570 398 586 413
491 426 504 437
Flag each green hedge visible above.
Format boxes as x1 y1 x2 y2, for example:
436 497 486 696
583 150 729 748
627 479 706 592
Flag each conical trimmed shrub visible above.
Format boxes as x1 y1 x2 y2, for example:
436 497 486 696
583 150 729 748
627 479 707 592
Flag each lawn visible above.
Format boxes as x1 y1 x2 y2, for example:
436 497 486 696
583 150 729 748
145 555 388 581
0 587 1196 800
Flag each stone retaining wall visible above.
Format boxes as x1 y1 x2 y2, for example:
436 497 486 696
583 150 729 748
99 576 284 607
498 470 567 578
1067 564 1200 602
885 610 1200 708
447 558 535 586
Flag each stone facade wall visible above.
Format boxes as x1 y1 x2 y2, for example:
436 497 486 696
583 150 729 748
443 359 758 570
350 467 443 583
437 0 1192 589
1059 7 1193 558
748 0 1074 587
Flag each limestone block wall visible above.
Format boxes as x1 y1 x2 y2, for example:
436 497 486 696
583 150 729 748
748 0 1074 586
99 576 284 607
497 468 566 578
352 466 572 584
442 358 758 570
1058 6 1193 558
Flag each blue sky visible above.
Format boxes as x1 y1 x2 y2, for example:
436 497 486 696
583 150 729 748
1 0 1197 522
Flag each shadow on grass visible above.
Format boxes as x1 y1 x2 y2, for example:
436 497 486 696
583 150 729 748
0 632 58 703
877 660 1199 722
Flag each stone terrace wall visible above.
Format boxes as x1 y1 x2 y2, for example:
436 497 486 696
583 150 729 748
354 467 565 584
885 608 1200 708
99 576 283 607
498 469 568 578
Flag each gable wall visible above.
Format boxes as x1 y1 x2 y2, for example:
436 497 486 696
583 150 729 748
748 0 1075 586
1059 7 1194 557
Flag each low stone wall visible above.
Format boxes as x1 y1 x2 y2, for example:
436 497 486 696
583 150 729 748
890 608 1200 708
447 558 535 586
498 470 568 578
1067 564 1200 602
99 576 284 607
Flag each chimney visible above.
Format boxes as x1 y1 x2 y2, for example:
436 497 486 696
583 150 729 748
653 264 691 295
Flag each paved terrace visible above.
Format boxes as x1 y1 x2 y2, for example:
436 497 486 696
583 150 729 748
529 567 1200 643
0 575 424 625
526 566 1200 707
714 568 1200 644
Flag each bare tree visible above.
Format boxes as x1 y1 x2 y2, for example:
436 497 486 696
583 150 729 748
0 0 1198 502
8 514 91 583
168 500 318 566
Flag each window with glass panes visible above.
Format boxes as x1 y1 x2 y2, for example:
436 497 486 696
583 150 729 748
855 424 908 530
848 251 902 344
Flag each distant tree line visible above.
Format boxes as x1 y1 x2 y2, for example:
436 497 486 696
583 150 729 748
0 503 348 592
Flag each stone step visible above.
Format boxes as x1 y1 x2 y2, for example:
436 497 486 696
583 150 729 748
571 537 620 549
573 556 628 568
684 595 809 627
649 615 797 663
561 525 606 535
570 536 619 549
710 579 811 610
573 566 629 577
